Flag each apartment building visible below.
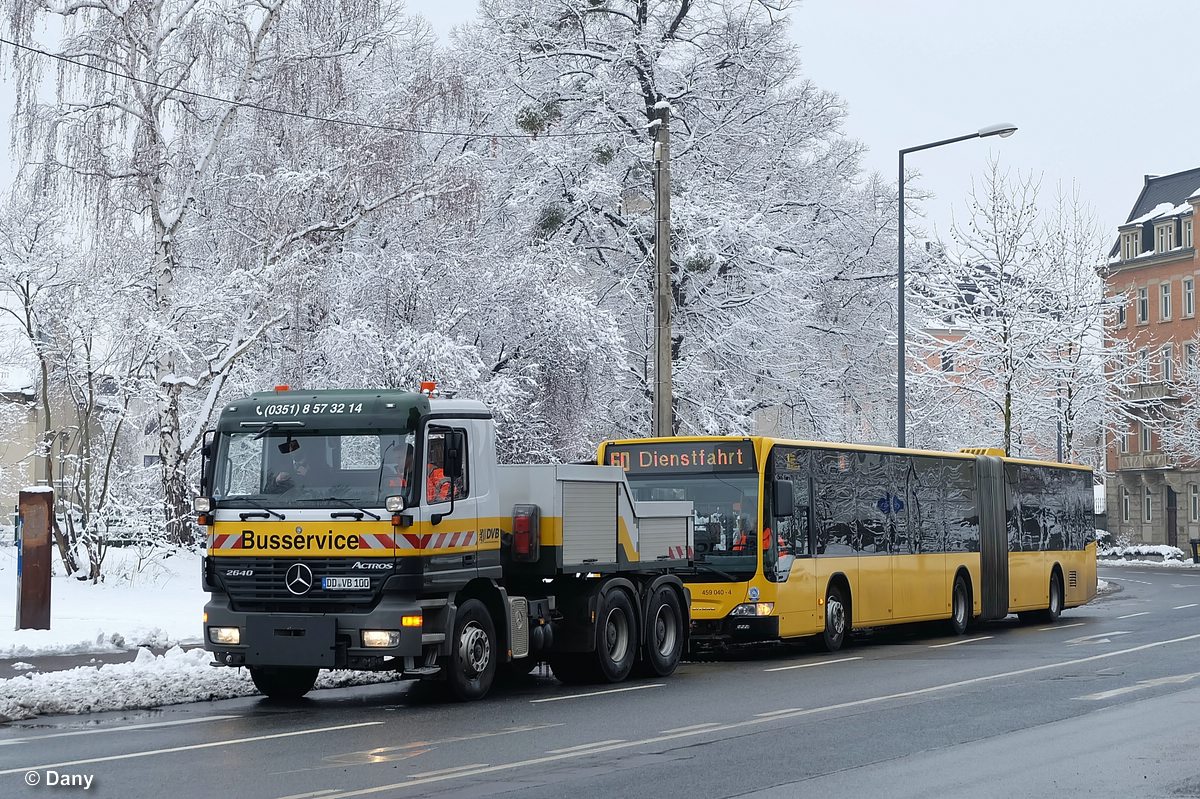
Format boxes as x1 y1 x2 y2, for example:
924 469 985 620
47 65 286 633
1104 168 1200 546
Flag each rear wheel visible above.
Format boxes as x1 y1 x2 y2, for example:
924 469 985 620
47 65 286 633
249 666 318 700
595 589 637 682
1040 573 1064 623
445 598 497 701
822 584 849 653
947 575 970 636
637 585 685 677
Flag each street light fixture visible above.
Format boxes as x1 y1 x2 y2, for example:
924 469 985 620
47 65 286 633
896 123 1018 449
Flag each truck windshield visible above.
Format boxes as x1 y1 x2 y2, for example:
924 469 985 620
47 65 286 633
213 430 415 509
625 474 760 582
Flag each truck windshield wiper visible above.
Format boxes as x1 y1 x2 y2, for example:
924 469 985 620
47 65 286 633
311 497 381 521
692 561 738 582
232 497 286 521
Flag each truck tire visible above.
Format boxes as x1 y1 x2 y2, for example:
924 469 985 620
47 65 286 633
638 585 685 677
249 666 319 700
595 588 637 682
445 598 497 701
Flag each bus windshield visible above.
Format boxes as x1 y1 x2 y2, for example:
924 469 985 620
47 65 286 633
212 430 414 509
625 474 760 582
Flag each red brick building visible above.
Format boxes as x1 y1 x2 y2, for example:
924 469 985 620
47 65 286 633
1104 168 1200 545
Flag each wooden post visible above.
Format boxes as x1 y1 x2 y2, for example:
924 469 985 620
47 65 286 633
16 488 53 630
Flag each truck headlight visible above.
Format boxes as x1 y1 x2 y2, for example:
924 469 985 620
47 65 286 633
362 630 402 648
730 602 775 617
209 626 241 645
193 496 212 513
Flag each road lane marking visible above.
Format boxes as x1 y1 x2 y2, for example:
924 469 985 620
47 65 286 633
547 740 625 754
408 764 489 779
754 708 803 718
308 632 1200 799
1066 631 1131 646
277 791 342 799
1105 577 1151 585
530 684 663 703
1039 622 1085 632
0 715 242 745
1117 612 1150 619
659 723 720 734
0 721 384 776
929 636 993 649
1075 672 1200 701
1174 604 1198 610
765 656 862 672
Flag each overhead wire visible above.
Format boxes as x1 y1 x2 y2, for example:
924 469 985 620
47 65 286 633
0 36 612 140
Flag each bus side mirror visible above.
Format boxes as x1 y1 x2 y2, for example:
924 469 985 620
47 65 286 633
773 479 794 517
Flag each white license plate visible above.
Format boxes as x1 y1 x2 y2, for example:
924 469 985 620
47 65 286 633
322 577 371 590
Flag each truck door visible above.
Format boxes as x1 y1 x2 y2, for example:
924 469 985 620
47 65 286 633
421 424 480 590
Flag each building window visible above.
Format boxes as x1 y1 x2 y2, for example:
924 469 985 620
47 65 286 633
1117 301 1127 327
1157 222 1176 252
1141 422 1152 453
940 351 955 372
1162 345 1174 382
1122 231 1141 260
1121 487 1130 523
1137 287 1149 323
1138 348 1150 380
1144 486 1154 523
1186 278 1196 318
1191 484 1200 523
1186 218 1194 249
1118 426 1129 453
1161 282 1172 321
1187 342 1198 376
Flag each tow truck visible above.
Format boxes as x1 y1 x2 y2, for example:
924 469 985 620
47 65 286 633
196 385 693 700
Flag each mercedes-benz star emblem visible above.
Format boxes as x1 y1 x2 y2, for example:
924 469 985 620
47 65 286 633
285 563 313 596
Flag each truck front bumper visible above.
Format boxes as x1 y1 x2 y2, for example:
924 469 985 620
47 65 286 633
204 593 425 669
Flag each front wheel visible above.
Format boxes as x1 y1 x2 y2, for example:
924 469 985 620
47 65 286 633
947 575 970 636
1040 573 1064 623
822 585 849 653
249 666 318 700
445 598 498 701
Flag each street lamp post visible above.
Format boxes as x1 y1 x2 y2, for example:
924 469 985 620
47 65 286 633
897 123 1018 449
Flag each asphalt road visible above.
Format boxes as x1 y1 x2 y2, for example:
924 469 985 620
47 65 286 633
5 566 1200 799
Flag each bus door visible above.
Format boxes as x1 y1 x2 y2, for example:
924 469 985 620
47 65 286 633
768 450 816 637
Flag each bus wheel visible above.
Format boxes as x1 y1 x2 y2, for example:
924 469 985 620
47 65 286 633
822 585 849 652
445 598 497 701
595 589 637 682
1040 573 1064 623
249 666 318 700
948 575 970 636
638 585 685 677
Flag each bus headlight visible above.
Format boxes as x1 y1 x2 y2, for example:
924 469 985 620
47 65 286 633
362 630 402 648
209 626 241 645
730 602 775 617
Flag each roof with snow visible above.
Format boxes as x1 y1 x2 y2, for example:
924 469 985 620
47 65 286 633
1110 167 1200 257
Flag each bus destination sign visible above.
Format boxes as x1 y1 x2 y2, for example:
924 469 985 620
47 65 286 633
605 441 756 474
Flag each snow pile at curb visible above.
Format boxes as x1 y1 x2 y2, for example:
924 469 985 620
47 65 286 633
0 646 404 721
1098 544 1188 561
1099 558 1200 568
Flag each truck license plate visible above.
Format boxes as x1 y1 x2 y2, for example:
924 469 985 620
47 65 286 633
322 577 370 590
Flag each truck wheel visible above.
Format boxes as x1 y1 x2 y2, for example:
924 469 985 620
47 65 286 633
595 588 637 682
249 666 319 700
638 585 685 677
445 598 497 701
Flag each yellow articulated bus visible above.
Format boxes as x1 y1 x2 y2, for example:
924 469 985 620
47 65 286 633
599 437 1097 652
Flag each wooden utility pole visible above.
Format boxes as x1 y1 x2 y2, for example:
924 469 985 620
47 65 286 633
652 103 673 437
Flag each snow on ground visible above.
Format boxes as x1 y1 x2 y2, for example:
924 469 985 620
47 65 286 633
0 543 206 658
0 646 403 721
1099 544 1190 561
1099 558 1200 568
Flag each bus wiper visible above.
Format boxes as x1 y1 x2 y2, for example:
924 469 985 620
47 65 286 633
235 497 286 521
693 561 737 582
311 497 381 521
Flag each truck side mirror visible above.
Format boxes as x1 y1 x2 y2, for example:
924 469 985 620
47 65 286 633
445 432 465 480
773 479 794 518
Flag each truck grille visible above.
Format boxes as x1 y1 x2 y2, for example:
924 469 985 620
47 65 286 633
213 557 392 613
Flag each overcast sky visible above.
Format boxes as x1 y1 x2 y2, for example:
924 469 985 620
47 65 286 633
4 0 1198 242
